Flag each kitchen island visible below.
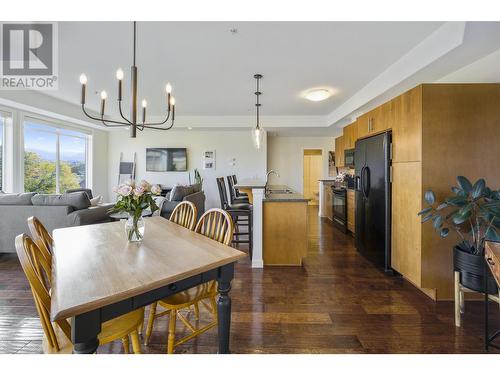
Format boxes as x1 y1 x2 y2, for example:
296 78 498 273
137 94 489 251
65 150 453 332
235 179 310 268
264 186 310 266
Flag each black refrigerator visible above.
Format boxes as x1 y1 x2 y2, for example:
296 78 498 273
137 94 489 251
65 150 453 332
354 131 392 271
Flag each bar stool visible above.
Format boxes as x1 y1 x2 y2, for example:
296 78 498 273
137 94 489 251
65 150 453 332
227 175 249 204
216 177 252 258
231 175 248 198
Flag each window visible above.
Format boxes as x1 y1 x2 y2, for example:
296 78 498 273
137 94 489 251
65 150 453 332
24 119 89 194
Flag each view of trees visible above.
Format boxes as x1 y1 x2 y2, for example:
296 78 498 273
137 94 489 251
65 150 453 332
24 151 84 194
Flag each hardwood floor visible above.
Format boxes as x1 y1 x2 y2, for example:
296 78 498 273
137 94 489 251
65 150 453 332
0 206 498 354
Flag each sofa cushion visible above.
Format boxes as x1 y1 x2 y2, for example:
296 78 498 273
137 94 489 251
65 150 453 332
32 192 91 210
66 188 93 200
169 185 195 201
0 192 36 205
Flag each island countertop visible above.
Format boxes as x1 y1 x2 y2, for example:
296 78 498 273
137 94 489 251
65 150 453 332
234 179 266 189
264 185 310 202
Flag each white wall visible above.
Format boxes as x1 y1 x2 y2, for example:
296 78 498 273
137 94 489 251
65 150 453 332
266 134 338 193
107 129 267 209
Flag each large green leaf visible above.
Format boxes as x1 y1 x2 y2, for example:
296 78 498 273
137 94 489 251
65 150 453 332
445 196 468 207
424 191 436 205
421 212 433 223
440 227 450 238
436 203 448 211
471 179 486 199
452 209 471 225
457 176 473 193
417 207 432 216
432 215 443 229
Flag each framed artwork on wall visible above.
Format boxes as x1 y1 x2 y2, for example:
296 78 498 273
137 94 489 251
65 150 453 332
203 150 216 170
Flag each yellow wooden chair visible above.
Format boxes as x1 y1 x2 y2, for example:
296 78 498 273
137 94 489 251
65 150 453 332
145 208 234 353
27 216 53 284
169 201 198 230
144 201 198 345
15 233 144 354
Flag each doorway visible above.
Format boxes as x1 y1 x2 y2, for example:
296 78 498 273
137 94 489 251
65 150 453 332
303 149 322 206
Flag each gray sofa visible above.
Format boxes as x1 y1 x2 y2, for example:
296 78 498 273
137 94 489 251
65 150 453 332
0 191 113 253
160 184 205 221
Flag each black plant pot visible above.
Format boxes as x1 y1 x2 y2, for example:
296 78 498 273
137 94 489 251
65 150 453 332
453 246 498 294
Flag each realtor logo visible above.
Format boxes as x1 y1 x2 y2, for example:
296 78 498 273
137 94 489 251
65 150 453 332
0 22 58 89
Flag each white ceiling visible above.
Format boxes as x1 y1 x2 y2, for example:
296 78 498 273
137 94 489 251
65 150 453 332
51 22 443 116
10 21 500 134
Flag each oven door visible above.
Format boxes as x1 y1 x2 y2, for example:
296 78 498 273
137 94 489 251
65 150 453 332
332 191 346 221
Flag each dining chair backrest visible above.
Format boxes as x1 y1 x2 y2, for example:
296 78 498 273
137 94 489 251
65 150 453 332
15 234 71 352
216 177 229 209
226 176 238 204
194 208 234 246
27 216 53 267
169 201 198 231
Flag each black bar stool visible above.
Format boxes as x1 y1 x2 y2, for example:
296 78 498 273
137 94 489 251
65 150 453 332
227 175 249 204
216 177 252 258
231 175 248 198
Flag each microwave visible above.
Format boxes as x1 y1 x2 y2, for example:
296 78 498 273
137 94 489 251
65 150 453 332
344 148 355 168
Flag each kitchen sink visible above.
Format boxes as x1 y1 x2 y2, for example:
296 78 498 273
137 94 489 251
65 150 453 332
267 189 294 194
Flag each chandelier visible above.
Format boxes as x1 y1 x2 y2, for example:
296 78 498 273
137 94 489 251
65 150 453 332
252 74 264 149
79 22 175 138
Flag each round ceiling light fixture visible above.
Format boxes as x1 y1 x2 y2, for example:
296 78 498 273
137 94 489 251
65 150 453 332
304 88 332 102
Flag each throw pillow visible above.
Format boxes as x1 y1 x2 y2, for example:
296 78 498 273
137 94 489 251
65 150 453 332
90 195 103 206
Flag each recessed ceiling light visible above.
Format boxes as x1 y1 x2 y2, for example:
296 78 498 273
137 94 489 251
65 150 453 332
304 89 332 102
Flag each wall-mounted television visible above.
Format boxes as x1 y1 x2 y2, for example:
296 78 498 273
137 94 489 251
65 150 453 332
146 148 187 172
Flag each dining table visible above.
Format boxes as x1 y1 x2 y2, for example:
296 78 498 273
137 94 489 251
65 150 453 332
50 216 246 354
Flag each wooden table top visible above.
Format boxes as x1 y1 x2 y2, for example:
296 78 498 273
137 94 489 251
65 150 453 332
51 216 246 321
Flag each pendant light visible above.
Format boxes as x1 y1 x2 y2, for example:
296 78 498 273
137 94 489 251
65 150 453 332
252 74 264 149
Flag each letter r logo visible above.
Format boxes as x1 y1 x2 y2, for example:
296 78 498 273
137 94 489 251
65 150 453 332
2 23 53 76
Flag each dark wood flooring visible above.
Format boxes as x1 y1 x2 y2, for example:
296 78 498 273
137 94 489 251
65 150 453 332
1 206 499 354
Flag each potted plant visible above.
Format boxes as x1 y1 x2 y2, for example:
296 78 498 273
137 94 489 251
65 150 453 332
194 168 203 186
111 180 161 242
418 176 500 293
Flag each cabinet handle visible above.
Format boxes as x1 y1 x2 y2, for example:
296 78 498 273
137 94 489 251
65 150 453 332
486 257 495 266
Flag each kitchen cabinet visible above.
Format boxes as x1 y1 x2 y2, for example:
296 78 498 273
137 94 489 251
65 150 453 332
334 136 344 167
347 189 355 234
389 84 500 300
392 86 422 162
357 101 393 139
343 121 357 150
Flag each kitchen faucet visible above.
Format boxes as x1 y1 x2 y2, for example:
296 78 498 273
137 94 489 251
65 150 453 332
265 170 280 194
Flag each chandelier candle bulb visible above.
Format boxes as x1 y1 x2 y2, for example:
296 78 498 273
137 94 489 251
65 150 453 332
142 99 147 123
79 73 87 105
100 90 107 116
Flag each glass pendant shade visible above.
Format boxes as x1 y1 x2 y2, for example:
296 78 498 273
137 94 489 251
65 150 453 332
252 125 264 149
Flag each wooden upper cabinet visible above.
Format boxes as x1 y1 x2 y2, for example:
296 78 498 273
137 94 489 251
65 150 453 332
392 85 422 162
334 136 344 167
357 101 394 139
343 122 357 150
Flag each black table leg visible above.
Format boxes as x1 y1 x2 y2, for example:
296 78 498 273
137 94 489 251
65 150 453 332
217 263 234 354
72 310 101 354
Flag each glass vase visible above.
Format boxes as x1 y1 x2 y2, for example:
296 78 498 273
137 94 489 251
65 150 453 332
125 213 145 242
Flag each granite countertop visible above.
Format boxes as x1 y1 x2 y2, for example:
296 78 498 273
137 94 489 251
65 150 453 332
264 185 310 202
234 179 266 189
318 179 336 182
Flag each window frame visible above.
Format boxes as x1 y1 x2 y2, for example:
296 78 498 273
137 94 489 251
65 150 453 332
22 115 92 194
